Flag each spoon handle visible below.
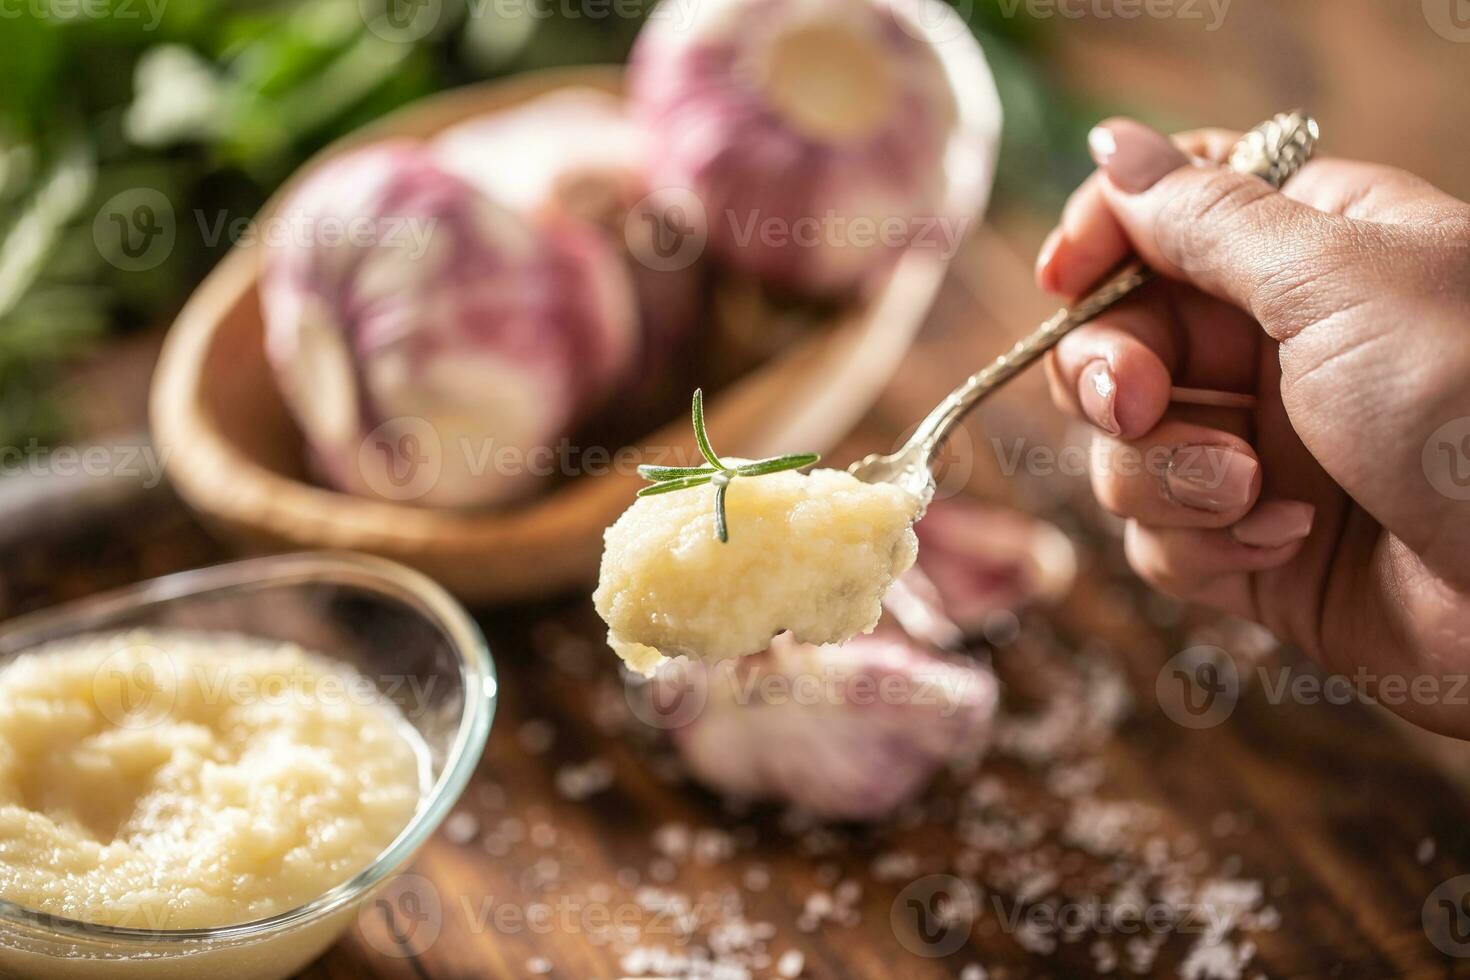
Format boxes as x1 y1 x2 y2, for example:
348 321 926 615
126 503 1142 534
910 110 1318 457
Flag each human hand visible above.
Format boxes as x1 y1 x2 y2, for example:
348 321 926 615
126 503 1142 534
1037 118 1470 737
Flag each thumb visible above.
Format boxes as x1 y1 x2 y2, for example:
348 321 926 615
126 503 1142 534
1088 118 1361 341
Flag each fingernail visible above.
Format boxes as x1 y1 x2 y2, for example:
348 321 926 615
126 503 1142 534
1088 120 1187 194
1165 445 1258 512
1078 360 1120 435
1036 227 1065 292
1231 501 1315 549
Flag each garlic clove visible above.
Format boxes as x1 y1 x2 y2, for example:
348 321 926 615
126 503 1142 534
658 631 999 821
909 498 1078 636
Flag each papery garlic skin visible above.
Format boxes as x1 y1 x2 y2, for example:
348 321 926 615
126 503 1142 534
662 632 998 820
630 0 960 296
435 89 648 222
910 498 1077 634
594 467 921 676
261 141 637 508
435 89 703 399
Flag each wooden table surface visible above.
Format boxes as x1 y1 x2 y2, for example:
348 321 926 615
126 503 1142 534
4 227 1469 980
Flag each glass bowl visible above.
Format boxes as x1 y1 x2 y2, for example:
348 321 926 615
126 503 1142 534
0 552 496 980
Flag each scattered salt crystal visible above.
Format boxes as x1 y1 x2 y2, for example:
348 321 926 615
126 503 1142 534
959 965 988 980
525 956 552 975
743 865 770 892
517 718 556 754
442 811 479 845
1417 836 1436 864
654 822 691 860
776 950 804 977
1125 935 1163 973
1179 936 1255 980
802 891 833 920
555 758 615 800
1014 919 1057 955
694 828 736 865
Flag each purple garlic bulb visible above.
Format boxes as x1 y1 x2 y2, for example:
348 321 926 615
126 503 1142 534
261 141 637 508
630 0 966 296
434 90 702 385
910 498 1078 635
656 631 998 821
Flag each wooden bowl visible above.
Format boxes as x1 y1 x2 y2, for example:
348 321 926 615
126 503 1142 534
151 36 1000 603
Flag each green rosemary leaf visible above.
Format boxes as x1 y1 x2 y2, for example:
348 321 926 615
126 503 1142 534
690 388 728 471
635 389 818 544
637 463 718 482
713 481 729 543
637 474 714 497
733 453 821 478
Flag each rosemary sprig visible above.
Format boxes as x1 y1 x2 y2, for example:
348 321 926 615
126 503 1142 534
636 389 820 543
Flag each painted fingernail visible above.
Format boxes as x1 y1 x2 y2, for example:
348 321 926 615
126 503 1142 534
1036 227 1065 292
1078 360 1120 435
1088 120 1187 194
1165 445 1258 512
1231 501 1315 549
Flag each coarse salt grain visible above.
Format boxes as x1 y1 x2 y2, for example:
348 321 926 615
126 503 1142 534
518 718 557 754
555 758 615 800
442 811 480 845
